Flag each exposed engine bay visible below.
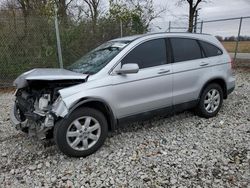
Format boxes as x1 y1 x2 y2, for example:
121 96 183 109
13 79 84 139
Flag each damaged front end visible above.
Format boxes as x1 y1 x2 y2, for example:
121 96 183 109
11 88 56 139
10 68 88 140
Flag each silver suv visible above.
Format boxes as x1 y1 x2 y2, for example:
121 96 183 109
11 33 235 157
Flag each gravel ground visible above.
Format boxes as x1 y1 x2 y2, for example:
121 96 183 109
0 69 249 188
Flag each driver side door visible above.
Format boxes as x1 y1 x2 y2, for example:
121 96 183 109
110 38 173 120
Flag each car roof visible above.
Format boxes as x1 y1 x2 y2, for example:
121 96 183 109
111 32 213 42
111 35 143 42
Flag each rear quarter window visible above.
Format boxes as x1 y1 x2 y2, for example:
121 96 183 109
199 41 223 57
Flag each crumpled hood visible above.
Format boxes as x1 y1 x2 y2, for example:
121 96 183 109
14 68 88 89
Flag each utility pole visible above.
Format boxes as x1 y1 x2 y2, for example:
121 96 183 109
120 19 123 37
54 3 63 69
194 8 200 33
234 17 243 61
200 21 203 33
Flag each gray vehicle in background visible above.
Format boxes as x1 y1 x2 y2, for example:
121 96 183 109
10 33 235 157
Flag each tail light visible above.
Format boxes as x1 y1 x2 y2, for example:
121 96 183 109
230 57 234 69
229 57 236 76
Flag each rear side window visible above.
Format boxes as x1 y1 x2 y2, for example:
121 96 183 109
170 38 202 62
121 39 167 69
199 41 223 57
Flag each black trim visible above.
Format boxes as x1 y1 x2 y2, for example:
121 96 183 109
198 77 227 99
118 106 172 125
117 100 199 126
173 100 198 113
168 38 174 63
163 38 169 64
196 40 204 58
67 98 117 131
227 86 235 96
165 38 172 64
196 39 206 58
68 99 200 131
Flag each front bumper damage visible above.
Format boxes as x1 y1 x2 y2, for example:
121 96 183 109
10 103 24 130
10 96 69 139
10 68 87 140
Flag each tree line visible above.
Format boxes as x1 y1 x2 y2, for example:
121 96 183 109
216 35 250 41
0 0 207 84
1 0 164 35
0 0 166 82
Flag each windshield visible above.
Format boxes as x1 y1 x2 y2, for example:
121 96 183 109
67 40 130 74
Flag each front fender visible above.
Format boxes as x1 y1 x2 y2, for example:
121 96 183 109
52 96 69 117
53 97 117 131
69 97 115 119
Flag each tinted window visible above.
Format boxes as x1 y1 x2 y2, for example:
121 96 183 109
170 38 202 62
121 39 167 69
199 41 223 57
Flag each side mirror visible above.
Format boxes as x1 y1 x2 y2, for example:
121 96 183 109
116 63 139 74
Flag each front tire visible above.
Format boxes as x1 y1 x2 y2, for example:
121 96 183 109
54 107 108 157
196 83 223 118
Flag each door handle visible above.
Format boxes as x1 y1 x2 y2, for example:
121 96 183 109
200 63 209 67
158 69 170 74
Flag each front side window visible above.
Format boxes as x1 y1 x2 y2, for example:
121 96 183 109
170 38 202 63
199 41 223 57
67 41 130 74
121 39 167 69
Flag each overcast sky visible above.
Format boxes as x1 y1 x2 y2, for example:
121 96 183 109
0 0 249 36
152 0 250 36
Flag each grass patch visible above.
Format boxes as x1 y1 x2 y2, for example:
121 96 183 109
222 41 250 53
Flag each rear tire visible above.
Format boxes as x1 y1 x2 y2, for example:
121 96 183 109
195 83 223 118
54 107 108 157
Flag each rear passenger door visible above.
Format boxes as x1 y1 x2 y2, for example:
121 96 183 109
170 37 211 105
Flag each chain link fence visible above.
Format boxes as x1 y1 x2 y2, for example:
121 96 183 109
0 9 145 87
0 10 58 87
1 8 250 88
58 19 124 68
166 16 250 60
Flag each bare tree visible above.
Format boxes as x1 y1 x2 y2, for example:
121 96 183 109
128 0 166 29
109 0 165 33
82 0 100 27
179 0 204 32
56 0 75 23
16 0 31 19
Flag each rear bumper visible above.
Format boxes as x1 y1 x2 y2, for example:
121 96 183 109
227 75 235 96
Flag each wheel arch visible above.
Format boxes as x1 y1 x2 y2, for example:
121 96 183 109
67 97 117 132
199 78 227 99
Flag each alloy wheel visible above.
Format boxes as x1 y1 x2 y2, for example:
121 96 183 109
66 116 101 151
204 89 221 113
